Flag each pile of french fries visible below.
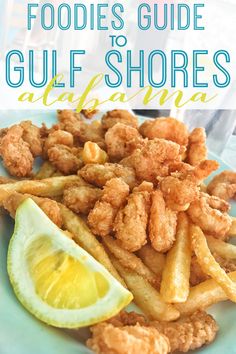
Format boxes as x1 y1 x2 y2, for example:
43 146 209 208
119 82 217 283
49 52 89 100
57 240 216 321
0 154 235 324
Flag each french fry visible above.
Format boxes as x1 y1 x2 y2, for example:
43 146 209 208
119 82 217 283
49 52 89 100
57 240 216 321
137 245 166 276
82 141 108 165
190 224 236 302
0 175 85 201
207 235 236 260
34 161 56 179
59 205 125 286
103 236 160 289
229 217 236 237
111 256 180 322
160 213 191 303
176 271 236 315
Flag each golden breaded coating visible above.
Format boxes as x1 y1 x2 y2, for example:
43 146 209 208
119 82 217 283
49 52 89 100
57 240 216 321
159 176 199 212
88 178 129 237
63 184 102 214
105 123 143 161
43 129 74 156
48 145 83 175
122 139 182 183
149 190 177 253
102 109 138 130
87 322 170 354
202 192 230 213
0 125 33 177
58 110 105 147
81 109 98 119
103 310 218 353
57 109 82 125
187 193 232 240
152 311 218 353
79 163 137 188
207 171 236 201
20 121 43 157
114 183 152 252
170 160 219 185
2 192 62 227
139 117 189 146
187 128 207 166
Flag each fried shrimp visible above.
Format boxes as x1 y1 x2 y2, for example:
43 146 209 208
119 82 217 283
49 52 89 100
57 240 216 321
114 182 153 252
79 163 137 189
63 184 102 214
159 176 199 211
48 145 83 175
122 138 183 183
187 193 232 239
20 121 43 157
170 160 219 185
152 311 218 353
0 125 34 177
207 171 236 201
2 191 62 227
87 322 170 354
103 310 218 353
105 123 143 161
187 128 207 166
149 190 177 253
101 109 138 130
139 117 189 146
88 178 129 237
58 109 105 147
43 129 74 156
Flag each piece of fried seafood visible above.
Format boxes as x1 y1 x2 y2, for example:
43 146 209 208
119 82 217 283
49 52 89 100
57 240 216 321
43 129 74 157
88 178 129 237
187 192 232 240
2 191 62 227
152 311 218 353
187 127 207 166
101 109 138 130
114 182 153 252
96 310 218 353
207 171 236 201
190 254 236 286
63 183 102 214
149 190 177 253
48 145 83 175
169 159 219 185
20 121 43 157
87 322 170 354
81 109 98 119
139 117 189 147
79 163 137 189
121 138 183 183
159 176 199 212
0 125 34 178
57 109 105 148
105 123 144 161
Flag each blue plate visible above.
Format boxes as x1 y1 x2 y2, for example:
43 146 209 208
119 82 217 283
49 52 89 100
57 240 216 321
0 112 235 354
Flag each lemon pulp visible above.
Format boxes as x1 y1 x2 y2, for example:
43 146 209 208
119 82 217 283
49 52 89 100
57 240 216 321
27 236 109 309
8 198 133 328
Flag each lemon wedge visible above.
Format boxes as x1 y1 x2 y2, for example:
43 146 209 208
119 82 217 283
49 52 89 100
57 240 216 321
7 199 133 328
